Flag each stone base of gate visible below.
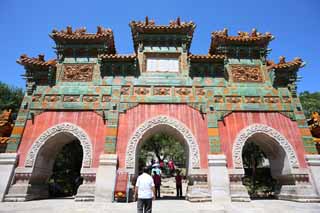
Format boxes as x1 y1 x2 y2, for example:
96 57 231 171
75 168 97 202
208 154 231 204
3 167 34 202
277 168 320 202
94 154 117 202
278 184 320 202
229 169 250 202
306 155 320 195
0 153 18 202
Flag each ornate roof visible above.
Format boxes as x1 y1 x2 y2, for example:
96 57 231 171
99 54 136 61
188 54 226 62
209 28 274 54
130 17 196 52
267 56 304 71
50 26 116 53
17 54 56 68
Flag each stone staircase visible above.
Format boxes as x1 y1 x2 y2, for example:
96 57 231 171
160 177 187 197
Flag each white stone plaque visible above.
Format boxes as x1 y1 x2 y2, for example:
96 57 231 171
146 58 179 72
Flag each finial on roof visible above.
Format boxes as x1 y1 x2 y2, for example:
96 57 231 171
294 57 302 62
279 56 286 64
66 26 72 34
222 28 228 36
251 28 257 37
38 54 45 61
145 16 149 25
20 54 27 59
177 17 181 25
97 26 102 34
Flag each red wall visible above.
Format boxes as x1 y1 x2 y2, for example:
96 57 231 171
117 104 209 169
218 112 307 168
18 111 105 168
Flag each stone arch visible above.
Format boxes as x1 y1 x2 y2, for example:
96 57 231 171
125 115 201 172
232 123 299 170
25 122 92 168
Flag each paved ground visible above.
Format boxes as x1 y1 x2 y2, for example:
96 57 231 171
0 199 319 213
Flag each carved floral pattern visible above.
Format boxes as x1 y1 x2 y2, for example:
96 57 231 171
232 123 299 169
61 64 94 82
63 95 80 102
214 96 224 103
175 88 192 96
121 87 130 95
264 97 280 103
282 96 292 103
44 95 60 102
125 116 200 170
226 96 242 103
83 95 99 102
195 88 206 96
25 123 92 168
154 87 171 96
230 65 263 83
32 95 41 102
244 96 261 104
135 87 150 95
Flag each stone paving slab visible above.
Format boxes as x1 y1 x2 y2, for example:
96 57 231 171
0 199 319 213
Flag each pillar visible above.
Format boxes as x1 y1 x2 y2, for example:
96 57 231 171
208 154 231 204
94 154 117 202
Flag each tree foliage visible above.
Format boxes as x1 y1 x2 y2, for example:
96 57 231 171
138 133 187 168
299 91 320 118
242 142 276 198
0 81 24 114
48 140 83 197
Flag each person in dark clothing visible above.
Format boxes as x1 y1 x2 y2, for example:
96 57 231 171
175 170 182 197
152 171 161 198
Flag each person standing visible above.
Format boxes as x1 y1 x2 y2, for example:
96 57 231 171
152 171 161 198
175 170 182 198
134 167 155 213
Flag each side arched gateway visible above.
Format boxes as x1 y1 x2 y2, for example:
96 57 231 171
232 123 299 171
25 122 92 168
125 115 201 173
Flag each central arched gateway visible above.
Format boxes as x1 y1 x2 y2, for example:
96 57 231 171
125 115 201 174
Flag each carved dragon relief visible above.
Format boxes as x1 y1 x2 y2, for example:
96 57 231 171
230 65 263 83
61 64 94 82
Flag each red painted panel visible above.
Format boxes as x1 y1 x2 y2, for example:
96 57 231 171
117 104 209 169
18 111 105 168
218 112 307 168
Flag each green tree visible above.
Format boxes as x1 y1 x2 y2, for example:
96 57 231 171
242 142 267 195
49 140 83 197
138 133 186 168
299 91 320 118
0 81 24 115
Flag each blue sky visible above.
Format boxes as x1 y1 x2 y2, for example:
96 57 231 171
0 0 319 93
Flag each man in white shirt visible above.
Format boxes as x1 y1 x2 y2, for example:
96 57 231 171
134 167 155 213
